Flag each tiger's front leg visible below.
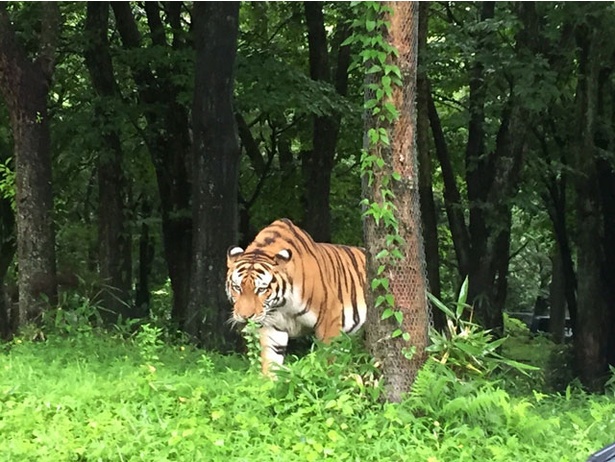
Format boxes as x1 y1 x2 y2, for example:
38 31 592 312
259 327 289 376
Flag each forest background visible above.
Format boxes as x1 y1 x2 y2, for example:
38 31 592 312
0 1 615 394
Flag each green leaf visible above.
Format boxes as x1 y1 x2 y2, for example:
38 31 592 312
382 307 394 320
427 292 456 319
458 276 469 306
375 249 389 260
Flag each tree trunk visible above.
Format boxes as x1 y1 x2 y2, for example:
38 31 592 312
544 164 578 332
301 2 350 243
0 196 16 339
111 2 192 326
363 2 429 402
572 23 610 390
596 67 615 370
0 3 59 327
84 2 132 321
135 201 154 318
188 2 242 350
428 3 535 334
416 1 443 330
427 88 471 276
549 250 567 344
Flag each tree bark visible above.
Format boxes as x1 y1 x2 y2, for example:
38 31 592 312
572 21 610 390
363 2 429 402
0 3 59 326
0 195 16 339
84 2 132 321
188 2 242 350
111 2 192 325
595 67 615 370
135 201 154 318
543 158 578 332
549 250 567 344
426 88 471 276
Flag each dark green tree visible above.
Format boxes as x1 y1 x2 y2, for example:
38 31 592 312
0 3 60 328
111 2 193 325
84 2 132 321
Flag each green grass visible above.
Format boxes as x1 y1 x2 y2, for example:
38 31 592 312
1 327 614 462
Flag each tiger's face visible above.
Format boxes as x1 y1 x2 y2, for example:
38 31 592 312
226 246 291 325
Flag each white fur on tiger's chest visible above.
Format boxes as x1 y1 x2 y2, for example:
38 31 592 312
265 290 317 338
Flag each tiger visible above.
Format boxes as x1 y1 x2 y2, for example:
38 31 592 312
226 218 367 375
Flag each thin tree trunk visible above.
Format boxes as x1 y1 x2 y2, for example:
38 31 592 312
0 196 15 339
0 3 59 327
596 68 615 369
84 2 132 321
426 88 471 276
188 2 242 350
544 165 578 332
135 201 154 318
416 2 442 329
112 2 192 326
549 250 566 344
301 2 349 242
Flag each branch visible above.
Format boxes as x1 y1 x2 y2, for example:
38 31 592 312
236 112 266 175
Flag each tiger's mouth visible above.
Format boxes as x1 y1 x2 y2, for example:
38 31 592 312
230 304 283 329
230 312 267 326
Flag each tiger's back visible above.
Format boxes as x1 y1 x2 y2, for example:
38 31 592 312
226 218 367 373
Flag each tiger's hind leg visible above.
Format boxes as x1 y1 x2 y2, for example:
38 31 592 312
259 327 289 377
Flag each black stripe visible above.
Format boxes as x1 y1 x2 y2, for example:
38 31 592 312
341 245 360 269
270 344 287 356
348 279 360 333
332 248 348 304
255 231 282 248
295 294 312 318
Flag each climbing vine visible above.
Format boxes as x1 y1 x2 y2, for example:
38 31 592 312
347 2 410 346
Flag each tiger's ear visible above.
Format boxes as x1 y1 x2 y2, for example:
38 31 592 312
275 249 292 265
227 246 244 267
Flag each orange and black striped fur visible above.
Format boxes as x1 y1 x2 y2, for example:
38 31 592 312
226 219 367 374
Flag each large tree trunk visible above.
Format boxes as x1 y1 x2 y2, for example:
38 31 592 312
572 21 610 390
111 2 192 326
363 2 429 402
301 2 350 242
84 2 132 321
0 3 59 327
187 2 242 350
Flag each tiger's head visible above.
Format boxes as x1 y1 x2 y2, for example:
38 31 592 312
226 246 292 325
